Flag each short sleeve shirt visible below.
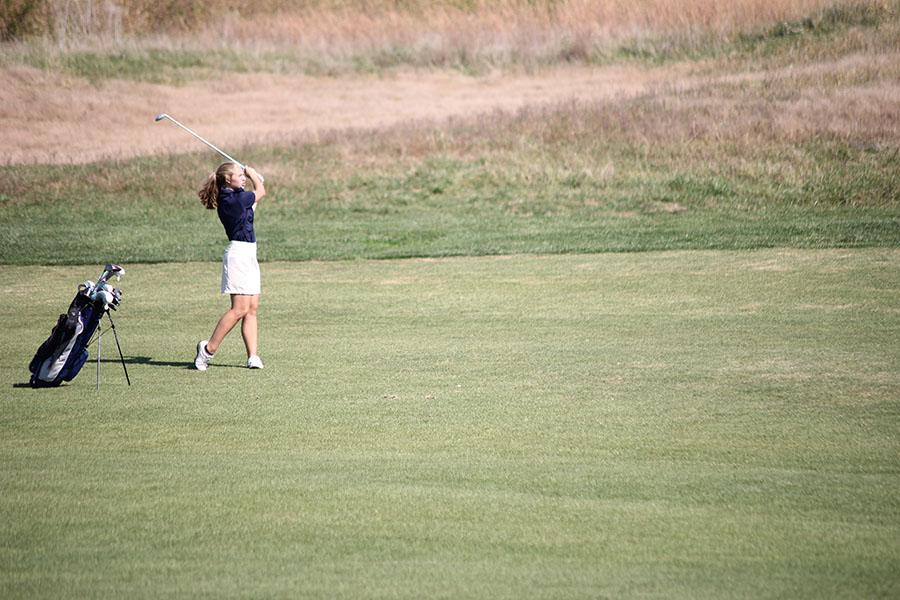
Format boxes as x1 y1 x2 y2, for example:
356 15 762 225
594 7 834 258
217 187 257 243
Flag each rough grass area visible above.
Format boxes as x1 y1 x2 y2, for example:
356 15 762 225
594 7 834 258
2 4 897 262
2 250 899 598
1 133 897 264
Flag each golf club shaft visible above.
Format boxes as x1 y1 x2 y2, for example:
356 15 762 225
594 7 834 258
157 114 264 181
160 114 242 166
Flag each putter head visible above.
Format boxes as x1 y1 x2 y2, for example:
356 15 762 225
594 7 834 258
154 113 168 122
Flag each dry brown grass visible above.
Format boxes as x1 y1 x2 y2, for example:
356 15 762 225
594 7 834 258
7 0 885 51
2 42 898 166
226 0 856 45
1 0 897 168
392 63 900 152
0 63 674 165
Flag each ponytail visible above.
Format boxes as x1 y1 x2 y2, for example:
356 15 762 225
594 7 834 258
198 172 218 209
197 161 239 210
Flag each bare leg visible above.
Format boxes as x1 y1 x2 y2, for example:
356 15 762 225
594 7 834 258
207 295 252 354
240 295 260 358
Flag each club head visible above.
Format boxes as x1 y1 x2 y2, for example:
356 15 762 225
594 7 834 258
154 113 168 122
79 280 96 295
98 264 125 284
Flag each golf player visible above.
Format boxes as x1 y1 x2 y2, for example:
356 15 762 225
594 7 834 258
194 162 266 370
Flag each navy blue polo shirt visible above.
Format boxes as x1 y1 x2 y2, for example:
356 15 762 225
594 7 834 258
217 187 257 242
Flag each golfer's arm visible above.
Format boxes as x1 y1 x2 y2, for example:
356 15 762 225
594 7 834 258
247 170 266 201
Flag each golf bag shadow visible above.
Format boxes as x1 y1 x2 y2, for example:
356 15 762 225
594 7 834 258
28 264 126 388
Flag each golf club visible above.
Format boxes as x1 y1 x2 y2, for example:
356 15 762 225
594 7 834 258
154 113 263 181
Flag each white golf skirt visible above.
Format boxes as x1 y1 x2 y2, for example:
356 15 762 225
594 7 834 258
221 241 261 295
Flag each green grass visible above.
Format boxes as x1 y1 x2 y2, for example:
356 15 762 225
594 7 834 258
1 137 897 265
8 46 314 84
2 249 899 598
2 4 898 594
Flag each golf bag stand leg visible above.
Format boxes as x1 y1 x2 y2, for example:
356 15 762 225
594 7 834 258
106 310 131 386
96 319 101 391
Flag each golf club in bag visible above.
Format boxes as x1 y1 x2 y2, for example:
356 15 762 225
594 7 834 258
29 264 130 389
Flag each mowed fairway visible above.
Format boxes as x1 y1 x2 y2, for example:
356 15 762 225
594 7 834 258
1 249 898 598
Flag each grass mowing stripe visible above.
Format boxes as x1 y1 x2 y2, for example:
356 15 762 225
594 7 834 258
1 249 898 598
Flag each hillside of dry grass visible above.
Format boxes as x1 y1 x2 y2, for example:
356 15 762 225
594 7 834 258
3 0 887 48
1 0 898 166
1 2 894 78
1 64 682 165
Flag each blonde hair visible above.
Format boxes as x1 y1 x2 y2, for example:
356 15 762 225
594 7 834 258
198 162 239 209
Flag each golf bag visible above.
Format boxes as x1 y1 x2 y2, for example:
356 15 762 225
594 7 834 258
29 265 124 388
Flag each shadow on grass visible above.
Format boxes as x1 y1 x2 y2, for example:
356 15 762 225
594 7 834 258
117 356 195 369
13 355 245 387
113 356 243 369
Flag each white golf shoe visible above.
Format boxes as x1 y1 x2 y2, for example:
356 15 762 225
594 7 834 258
194 340 214 371
247 355 264 369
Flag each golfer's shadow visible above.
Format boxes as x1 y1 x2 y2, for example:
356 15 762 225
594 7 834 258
117 356 243 369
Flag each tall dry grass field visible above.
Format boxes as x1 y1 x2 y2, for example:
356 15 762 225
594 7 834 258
2 0 896 166
223 0 876 52
4 0 889 54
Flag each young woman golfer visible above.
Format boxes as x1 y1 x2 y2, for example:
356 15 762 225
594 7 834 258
194 162 266 370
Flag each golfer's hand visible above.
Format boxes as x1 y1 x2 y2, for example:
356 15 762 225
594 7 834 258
244 166 266 199
244 165 265 183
